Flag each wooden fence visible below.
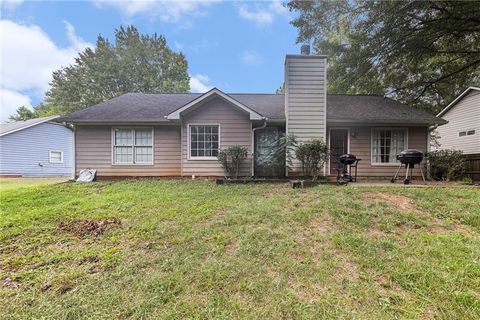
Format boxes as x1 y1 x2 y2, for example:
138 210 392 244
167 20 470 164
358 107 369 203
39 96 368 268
465 153 480 181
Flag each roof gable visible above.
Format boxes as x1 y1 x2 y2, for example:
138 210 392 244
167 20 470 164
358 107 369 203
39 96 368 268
437 87 480 117
0 115 60 137
166 88 264 120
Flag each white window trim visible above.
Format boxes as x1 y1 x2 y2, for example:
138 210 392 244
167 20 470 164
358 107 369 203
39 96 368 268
49 150 64 163
371 127 408 166
111 127 154 166
187 123 221 161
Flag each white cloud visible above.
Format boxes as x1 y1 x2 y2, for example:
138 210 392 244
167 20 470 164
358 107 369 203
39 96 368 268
0 20 93 122
189 74 212 93
0 88 32 123
63 20 93 51
237 0 289 27
240 50 262 65
94 0 217 25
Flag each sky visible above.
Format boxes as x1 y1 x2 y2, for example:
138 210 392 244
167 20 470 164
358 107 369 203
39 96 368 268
0 0 302 122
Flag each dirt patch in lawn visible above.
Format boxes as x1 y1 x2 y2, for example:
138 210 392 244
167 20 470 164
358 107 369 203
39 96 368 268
363 192 471 235
363 192 426 215
309 218 335 233
58 218 121 237
224 238 240 255
335 250 359 280
2 277 22 289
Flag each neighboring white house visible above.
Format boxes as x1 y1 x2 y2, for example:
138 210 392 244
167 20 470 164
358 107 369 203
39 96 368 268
0 116 74 177
435 87 480 154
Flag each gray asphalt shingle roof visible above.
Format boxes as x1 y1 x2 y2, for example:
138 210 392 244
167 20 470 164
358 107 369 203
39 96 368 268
326 95 446 124
0 115 59 136
58 92 444 125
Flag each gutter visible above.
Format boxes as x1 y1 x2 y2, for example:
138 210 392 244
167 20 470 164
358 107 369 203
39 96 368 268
251 118 268 176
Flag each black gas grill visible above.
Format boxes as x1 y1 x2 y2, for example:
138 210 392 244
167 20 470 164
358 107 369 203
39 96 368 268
391 149 426 184
337 153 361 182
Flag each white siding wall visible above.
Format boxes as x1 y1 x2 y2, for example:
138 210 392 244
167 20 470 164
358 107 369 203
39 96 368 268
436 90 480 154
285 55 327 175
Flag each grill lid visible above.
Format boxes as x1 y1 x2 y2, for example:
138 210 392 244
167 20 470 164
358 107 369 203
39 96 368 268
339 153 357 164
396 149 424 164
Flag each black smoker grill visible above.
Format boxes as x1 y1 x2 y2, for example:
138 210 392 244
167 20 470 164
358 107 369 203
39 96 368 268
337 154 361 182
391 149 426 185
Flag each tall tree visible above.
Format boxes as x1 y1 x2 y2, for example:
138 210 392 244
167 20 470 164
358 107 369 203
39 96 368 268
43 25 189 115
8 106 35 122
288 0 480 113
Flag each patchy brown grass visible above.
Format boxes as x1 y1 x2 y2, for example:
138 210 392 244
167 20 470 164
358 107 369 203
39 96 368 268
309 217 335 233
1 180 479 319
224 238 240 255
364 191 426 215
58 218 121 237
363 191 474 236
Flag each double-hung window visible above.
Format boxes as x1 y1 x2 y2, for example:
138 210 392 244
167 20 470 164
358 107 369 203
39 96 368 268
189 124 219 159
113 128 153 164
371 128 407 164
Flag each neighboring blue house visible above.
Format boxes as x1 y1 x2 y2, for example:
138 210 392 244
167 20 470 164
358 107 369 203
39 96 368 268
0 116 73 177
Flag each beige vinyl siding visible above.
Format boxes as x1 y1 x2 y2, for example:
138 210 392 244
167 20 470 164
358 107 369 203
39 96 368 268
328 126 428 177
75 125 181 176
435 90 480 154
181 97 252 177
285 56 327 174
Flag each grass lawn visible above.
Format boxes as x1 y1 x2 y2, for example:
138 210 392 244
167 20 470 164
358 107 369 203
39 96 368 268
1 180 479 319
0 177 69 192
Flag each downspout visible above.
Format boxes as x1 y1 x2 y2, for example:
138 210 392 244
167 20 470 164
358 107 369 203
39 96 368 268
71 125 75 180
62 122 75 180
251 118 268 176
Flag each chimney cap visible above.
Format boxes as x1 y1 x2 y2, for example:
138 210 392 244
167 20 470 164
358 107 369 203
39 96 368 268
300 44 310 55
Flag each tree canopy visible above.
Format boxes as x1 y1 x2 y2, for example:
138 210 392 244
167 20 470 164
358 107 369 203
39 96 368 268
288 0 480 113
8 106 35 122
10 25 190 119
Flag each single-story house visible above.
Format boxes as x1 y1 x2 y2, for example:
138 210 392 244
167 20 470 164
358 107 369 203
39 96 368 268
58 47 446 179
0 116 73 177
434 87 479 154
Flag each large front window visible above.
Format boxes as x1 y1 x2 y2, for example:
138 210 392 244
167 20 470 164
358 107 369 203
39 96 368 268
189 124 219 159
113 128 153 164
372 129 407 164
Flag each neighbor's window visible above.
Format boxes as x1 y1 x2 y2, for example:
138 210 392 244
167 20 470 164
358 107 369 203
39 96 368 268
459 130 476 137
113 128 153 164
372 129 407 164
189 125 219 158
49 150 63 163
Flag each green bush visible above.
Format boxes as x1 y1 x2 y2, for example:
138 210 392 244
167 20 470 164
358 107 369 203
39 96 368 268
217 145 248 179
295 139 329 181
427 149 466 181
